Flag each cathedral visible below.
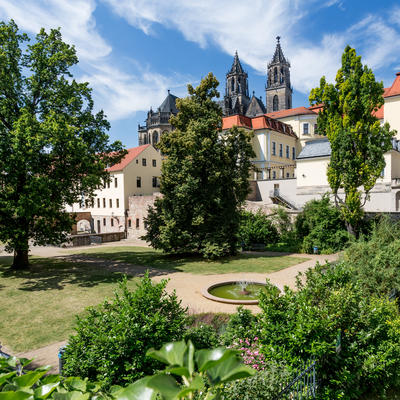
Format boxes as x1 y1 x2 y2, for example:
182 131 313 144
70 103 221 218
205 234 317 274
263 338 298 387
138 37 292 146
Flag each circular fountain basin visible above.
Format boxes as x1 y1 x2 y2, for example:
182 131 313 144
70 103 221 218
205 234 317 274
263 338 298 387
202 281 266 305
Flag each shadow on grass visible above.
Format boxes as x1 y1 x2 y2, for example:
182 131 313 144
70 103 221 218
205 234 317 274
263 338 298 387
78 248 289 272
0 256 149 292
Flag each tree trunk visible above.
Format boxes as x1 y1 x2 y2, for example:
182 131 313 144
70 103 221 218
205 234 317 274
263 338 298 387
346 222 356 237
12 248 29 269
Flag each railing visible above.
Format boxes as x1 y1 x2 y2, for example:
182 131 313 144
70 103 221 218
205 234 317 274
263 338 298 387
276 358 317 399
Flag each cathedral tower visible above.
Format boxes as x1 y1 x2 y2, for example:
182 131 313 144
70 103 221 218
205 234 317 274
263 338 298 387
266 36 292 113
223 51 250 116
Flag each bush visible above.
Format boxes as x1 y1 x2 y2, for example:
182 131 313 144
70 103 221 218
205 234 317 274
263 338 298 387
295 195 350 253
258 264 400 399
220 361 291 400
184 324 218 349
239 210 279 249
63 273 187 388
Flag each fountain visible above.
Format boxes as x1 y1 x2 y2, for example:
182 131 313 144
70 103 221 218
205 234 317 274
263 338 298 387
202 280 268 305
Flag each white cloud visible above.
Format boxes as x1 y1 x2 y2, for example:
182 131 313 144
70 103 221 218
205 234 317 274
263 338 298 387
0 0 185 120
103 0 400 94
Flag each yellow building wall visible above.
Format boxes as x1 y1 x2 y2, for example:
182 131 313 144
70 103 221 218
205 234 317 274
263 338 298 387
384 96 400 140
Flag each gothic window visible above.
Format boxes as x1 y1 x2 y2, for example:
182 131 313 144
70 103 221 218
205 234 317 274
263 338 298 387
280 68 284 84
274 67 278 83
287 97 291 109
153 131 158 144
273 95 279 111
231 78 234 92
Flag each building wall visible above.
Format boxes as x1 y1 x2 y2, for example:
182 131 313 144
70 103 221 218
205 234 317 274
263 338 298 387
384 96 400 139
296 157 330 187
127 193 161 239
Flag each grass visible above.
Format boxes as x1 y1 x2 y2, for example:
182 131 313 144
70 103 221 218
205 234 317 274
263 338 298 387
79 246 307 274
0 256 138 352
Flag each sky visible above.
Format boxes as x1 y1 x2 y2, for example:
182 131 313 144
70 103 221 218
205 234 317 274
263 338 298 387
0 0 400 148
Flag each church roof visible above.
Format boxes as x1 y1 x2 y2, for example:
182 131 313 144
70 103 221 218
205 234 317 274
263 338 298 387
159 91 178 113
228 51 245 75
107 144 151 172
384 72 400 98
266 106 317 119
297 139 331 159
268 36 289 67
246 94 266 117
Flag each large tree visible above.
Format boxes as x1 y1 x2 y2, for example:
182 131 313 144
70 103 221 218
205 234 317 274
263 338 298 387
309 46 395 235
143 73 255 258
0 21 125 269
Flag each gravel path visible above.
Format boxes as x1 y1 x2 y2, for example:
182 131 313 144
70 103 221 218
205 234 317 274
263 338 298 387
3 243 338 372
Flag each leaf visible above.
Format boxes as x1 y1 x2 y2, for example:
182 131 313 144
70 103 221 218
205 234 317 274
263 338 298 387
13 371 47 389
34 382 60 399
113 377 157 400
146 341 187 367
63 378 86 392
0 372 17 386
52 391 90 400
0 392 32 400
195 348 239 372
147 374 181 400
176 375 205 398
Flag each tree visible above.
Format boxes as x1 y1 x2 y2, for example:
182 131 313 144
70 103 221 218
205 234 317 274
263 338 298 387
143 73 255 258
309 46 395 235
0 21 125 269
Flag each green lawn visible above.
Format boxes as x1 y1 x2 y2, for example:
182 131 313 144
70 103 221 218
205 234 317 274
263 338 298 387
79 246 307 274
0 256 138 352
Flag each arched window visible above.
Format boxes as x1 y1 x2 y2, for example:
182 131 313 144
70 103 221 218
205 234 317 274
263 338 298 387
287 97 291 109
231 78 234 92
152 131 158 144
280 67 284 84
274 67 278 83
143 133 148 144
273 95 279 111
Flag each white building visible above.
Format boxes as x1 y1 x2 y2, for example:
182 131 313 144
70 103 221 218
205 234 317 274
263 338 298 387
66 144 162 234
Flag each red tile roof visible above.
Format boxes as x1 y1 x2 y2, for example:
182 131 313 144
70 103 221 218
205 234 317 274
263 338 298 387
107 144 150 172
265 106 317 119
384 72 400 98
222 114 297 138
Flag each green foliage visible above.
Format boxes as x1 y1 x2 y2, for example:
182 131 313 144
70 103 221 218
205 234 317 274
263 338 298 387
309 46 395 234
0 356 107 400
120 340 255 400
62 273 187 388
295 195 350 253
184 325 219 350
239 211 279 249
220 307 258 347
0 21 125 268
258 264 400 399
142 73 255 259
220 361 291 400
342 217 400 298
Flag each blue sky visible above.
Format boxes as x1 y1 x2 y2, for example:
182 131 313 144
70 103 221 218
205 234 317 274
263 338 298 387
1 0 400 148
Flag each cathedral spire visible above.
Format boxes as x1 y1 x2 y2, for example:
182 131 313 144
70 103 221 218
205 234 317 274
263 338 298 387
269 36 289 67
229 51 245 74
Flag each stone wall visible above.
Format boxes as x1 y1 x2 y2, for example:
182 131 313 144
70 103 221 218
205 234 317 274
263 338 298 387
67 231 125 247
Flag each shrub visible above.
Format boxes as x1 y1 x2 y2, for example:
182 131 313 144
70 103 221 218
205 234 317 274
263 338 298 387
63 273 187 388
229 337 266 371
295 195 350 253
220 361 291 400
239 210 279 249
258 265 400 399
184 324 218 349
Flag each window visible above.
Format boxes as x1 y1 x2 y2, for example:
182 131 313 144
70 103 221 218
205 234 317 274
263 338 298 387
136 159 139 164
286 145 289 158
303 123 309 134
273 95 279 112
103 218 106 226
279 144 283 157
107 180 110 188
128 219 131 228
152 132 158 144
286 172 290 178
103 198 106 208
152 159 157 167
292 147 296 160
137 177 141 188
114 178 118 188
272 170 276 179
274 67 278 83
97 220 101 233
314 124 318 134
272 141 276 156
109 199 112 208
152 176 158 188
116 199 119 208
144 221 148 229
142 158 147 166
136 218 139 229
287 97 291 109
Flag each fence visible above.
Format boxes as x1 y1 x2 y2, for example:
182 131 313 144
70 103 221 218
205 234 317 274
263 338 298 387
276 358 317 399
